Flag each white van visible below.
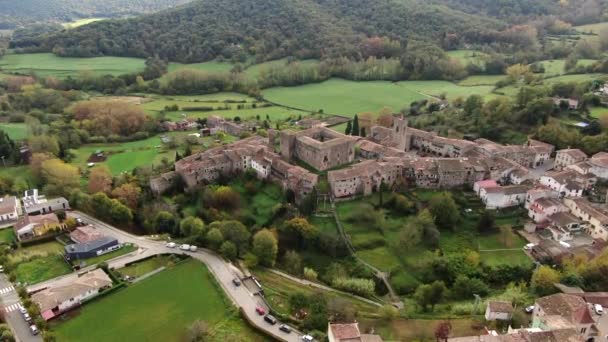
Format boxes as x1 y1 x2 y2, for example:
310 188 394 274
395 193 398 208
595 304 604 315
190 245 198 252
166 242 176 248
180 244 190 251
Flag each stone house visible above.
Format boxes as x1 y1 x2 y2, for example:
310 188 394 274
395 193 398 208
545 212 583 242
525 185 559 209
479 185 530 209
528 197 568 223
280 127 356 171
328 322 383 342
474 179 499 195
555 149 588 171
589 152 608 179
485 301 514 321
540 171 592 198
532 294 596 340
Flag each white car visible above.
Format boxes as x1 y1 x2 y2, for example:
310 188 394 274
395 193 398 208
595 304 604 315
189 245 198 252
525 305 535 313
180 244 191 251
23 313 32 323
0 265 4 272
29 325 39 335
302 335 314 342
19 306 26 315
166 242 176 248
523 243 536 250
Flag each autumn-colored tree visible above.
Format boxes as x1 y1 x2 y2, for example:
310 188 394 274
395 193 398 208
41 159 80 194
30 153 53 182
435 321 452 342
88 165 113 194
111 183 141 210
376 107 394 127
531 265 560 296
506 64 532 83
5 76 35 92
71 100 148 136
281 217 318 248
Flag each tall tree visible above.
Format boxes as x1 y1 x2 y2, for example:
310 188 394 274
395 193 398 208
88 165 112 195
352 115 360 137
344 120 352 135
429 192 461 231
252 229 278 267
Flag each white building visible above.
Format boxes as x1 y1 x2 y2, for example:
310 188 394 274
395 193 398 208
23 197 70 216
528 197 568 223
589 152 608 179
554 149 587 171
563 197 608 241
0 196 20 222
539 171 587 198
485 301 514 321
251 157 271 179
480 185 529 209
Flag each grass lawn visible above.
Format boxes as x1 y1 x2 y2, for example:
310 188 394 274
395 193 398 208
168 61 234 74
118 255 175 278
537 59 597 76
458 75 505 86
0 229 14 244
244 58 320 80
262 78 494 116
14 255 72 284
0 53 145 78
590 106 608 119
75 244 138 267
310 216 338 235
0 166 34 186
446 50 487 66
9 241 65 263
0 123 27 140
232 179 283 227
53 259 264 342
162 106 305 122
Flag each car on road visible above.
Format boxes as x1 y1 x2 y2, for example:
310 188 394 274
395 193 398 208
19 306 26 315
302 335 314 342
29 325 39 335
180 244 190 251
523 243 536 250
166 242 176 248
189 245 198 252
0 265 4 272
264 314 277 325
595 304 604 315
279 324 292 333
255 306 266 315
23 312 32 323
232 278 241 286
76 218 85 226
525 305 535 313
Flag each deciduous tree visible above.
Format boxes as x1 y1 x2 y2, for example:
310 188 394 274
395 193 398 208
88 165 112 194
252 229 278 267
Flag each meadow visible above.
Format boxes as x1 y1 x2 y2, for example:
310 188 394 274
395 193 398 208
537 59 597 76
262 78 494 116
118 255 175 278
10 241 72 284
53 260 264 342
446 50 487 66
0 53 146 78
590 106 608 119
62 18 106 29
0 123 28 140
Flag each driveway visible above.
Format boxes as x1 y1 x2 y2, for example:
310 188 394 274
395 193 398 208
0 274 42 342
35 211 304 342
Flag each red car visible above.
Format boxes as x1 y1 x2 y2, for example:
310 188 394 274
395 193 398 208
255 306 266 315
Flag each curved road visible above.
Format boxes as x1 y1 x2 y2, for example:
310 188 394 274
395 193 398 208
29 212 303 342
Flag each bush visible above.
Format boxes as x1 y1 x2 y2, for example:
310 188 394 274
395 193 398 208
304 267 318 281
391 272 420 295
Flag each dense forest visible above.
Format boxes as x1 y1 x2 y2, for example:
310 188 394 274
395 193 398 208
0 0 191 29
11 0 503 63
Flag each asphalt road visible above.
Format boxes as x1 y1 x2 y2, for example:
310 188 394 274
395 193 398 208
34 211 305 342
0 274 41 342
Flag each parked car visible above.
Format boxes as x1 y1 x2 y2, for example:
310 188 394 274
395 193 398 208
76 218 84 226
523 243 536 250
595 304 604 315
264 314 277 325
232 278 241 286
189 245 198 252
29 325 39 335
166 242 176 248
279 324 292 333
19 306 26 315
525 305 535 313
255 306 266 315
302 335 314 342
23 313 32 323
180 244 190 251
0 265 4 272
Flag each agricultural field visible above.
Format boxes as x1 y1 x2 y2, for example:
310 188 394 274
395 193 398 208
167 61 233 74
262 78 494 116
371 318 484 342
458 75 506 86
0 53 146 78
244 58 320 80
53 259 264 342
537 59 597 76
0 123 27 140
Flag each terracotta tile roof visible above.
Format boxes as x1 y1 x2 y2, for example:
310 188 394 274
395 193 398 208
488 301 514 313
536 294 595 325
330 323 361 340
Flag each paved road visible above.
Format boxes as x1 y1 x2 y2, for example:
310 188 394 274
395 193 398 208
0 274 41 342
34 211 304 342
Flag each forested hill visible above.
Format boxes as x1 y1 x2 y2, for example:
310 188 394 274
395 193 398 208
0 0 191 29
11 0 503 63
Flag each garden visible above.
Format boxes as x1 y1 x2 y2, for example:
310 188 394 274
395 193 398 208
8 241 72 284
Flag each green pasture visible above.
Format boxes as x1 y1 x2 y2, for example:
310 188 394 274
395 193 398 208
118 255 175 278
458 75 506 86
53 260 263 342
590 106 608 119
0 53 146 78
168 61 234 74
446 50 487 66
0 123 28 140
14 255 72 284
537 59 597 76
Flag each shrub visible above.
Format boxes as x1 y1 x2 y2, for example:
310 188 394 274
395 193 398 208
304 267 318 281
391 272 420 295
332 277 375 297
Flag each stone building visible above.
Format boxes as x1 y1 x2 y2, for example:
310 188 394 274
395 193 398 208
280 127 356 171
555 149 587 171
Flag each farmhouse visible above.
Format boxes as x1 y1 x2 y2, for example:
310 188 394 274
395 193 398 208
552 97 580 110
32 268 113 321
14 213 62 241
484 301 514 321
0 196 20 222
64 236 120 261
555 149 587 171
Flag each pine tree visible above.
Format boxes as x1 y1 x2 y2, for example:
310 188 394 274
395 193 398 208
360 127 366 137
352 115 360 137
345 121 352 135
175 151 181 161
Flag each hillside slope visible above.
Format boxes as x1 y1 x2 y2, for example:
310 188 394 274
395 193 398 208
11 0 502 63
0 0 191 29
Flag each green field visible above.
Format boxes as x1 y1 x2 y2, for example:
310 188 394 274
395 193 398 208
0 229 14 244
118 255 175 278
168 61 234 74
590 106 608 119
0 166 34 185
244 58 320 80
0 123 27 140
76 244 138 267
537 59 597 76
0 53 146 78
262 78 494 116
9 241 65 263
53 260 264 342
458 75 506 86
446 50 487 66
